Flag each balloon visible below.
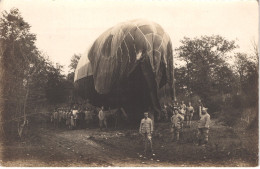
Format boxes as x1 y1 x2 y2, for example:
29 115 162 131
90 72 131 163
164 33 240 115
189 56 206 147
74 19 174 121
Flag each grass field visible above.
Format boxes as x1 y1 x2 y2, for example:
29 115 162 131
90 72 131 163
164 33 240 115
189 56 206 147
1 117 258 167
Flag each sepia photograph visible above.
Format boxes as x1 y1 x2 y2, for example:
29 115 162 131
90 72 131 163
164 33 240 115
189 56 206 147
0 0 259 167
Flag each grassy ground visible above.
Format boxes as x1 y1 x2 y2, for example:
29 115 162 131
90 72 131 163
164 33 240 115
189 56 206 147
0 118 258 167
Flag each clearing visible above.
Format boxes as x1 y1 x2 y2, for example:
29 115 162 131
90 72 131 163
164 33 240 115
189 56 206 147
0 118 258 167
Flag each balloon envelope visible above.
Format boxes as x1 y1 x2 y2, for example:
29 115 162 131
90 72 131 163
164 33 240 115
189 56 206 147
74 19 174 120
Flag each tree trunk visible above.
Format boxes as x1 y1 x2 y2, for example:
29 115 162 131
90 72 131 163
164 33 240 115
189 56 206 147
18 84 29 138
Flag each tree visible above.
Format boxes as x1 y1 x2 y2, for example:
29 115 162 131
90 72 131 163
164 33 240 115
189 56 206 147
45 63 72 105
213 65 237 94
234 53 258 107
174 67 189 96
66 54 81 104
175 35 237 103
67 54 81 83
0 8 69 139
69 54 81 72
0 8 40 138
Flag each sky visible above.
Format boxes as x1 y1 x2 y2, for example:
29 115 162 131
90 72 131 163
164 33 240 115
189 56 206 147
0 0 259 74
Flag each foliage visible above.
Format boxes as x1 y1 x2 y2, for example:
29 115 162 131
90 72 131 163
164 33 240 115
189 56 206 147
233 53 258 107
69 54 81 72
66 54 82 103
67 54 81 83
0 8 70 139
175 35 237 101
174 35 258 117
45 63 71 105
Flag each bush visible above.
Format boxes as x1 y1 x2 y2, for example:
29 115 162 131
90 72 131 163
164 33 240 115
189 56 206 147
207 94 223 113
218 107 242 126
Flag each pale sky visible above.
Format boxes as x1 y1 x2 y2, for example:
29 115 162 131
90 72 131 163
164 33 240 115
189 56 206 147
0 0 258 74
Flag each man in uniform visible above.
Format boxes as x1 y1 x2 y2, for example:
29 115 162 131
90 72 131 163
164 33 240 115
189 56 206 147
139 112 153 155
197 99 204 119
173 101 179 110
186 102 194 128
180 101 186 110
98 106 107 129
53 108 59 128
71 105 78 129
162 104 169 121
197 107 210 146
171 108 184 142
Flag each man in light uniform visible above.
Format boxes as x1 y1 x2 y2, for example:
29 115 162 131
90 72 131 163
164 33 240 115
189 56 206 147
72 105 78 128
53 109 59 128
171 108 184 142
197 99 204 120
180 101 186 110
139 112 153 154
185 102 194 128
98 106 107 129
197 107 210 146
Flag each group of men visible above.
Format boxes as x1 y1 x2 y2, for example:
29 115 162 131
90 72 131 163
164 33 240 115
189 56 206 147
51 100 210 155
139 99 211 154
50 104 126 130
50 104 97 129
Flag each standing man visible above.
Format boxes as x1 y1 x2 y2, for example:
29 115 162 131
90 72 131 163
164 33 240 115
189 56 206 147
186 102 194 128
98 106 107 129
198 99 204 119
171 108 184 142
173 101 179 110
139 112 154 155
53 108 59 128
180 101 186 110
65 108 71 129
75 107 80 129
197 107 211 146
72 105 78 129
162 104 169 121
